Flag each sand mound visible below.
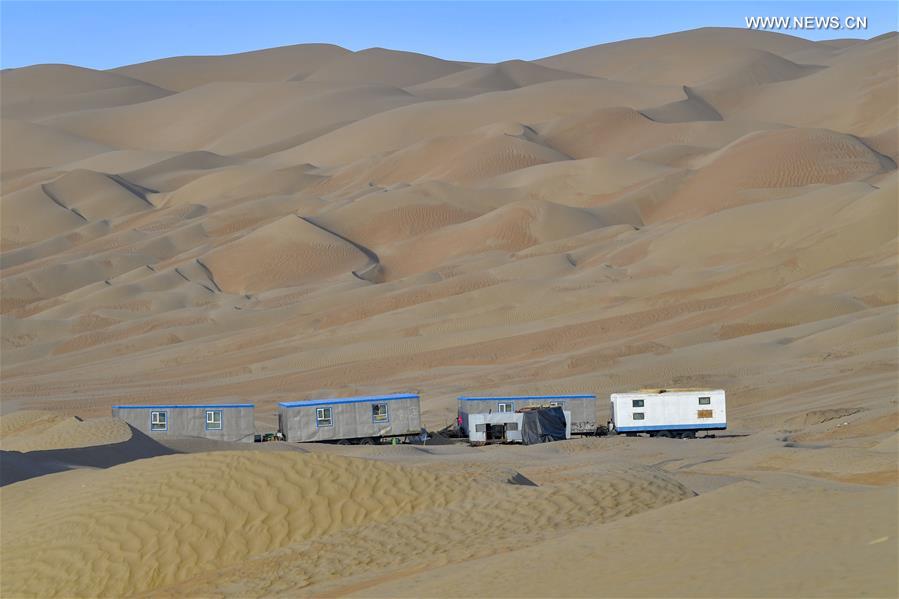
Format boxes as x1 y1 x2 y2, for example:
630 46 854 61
0 63 164 104
313 181 506 248
361 483 898 598
42 170 154 219
302 47 469 87
0 451 692 597
323 122 569 187
2 413 131 452
269 78 684 166
0 410 68 438
408 60 587 96
704 34 898 137
536 27 821 84
113 44 349 91
481 156 675 210
694 127 891 186
163 164 322 208
201 215 371 294
650 128 893 220
641 86 723 123
0 119 113 173
381 199 605 279
0 183 90 248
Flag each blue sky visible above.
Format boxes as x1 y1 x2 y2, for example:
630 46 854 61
1 1 896 69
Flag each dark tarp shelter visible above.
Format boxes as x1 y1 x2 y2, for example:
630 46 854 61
520 407 567 445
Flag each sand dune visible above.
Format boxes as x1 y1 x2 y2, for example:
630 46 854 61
408 60 587 98
536 27 824 83
0 118 114 173
1 26 896 598
1 413 131 452
0 451 692 597
320 122 570 188
202 214 372 293
112 43 350 91
648 128 894 220
303 47 472 87
361 482 897 598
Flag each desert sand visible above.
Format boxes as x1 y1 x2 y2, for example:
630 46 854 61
0 27 897 597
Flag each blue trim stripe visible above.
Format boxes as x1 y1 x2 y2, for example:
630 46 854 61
113 404 254 409
616 423 727 432
279 393 418 408
458 394 595 401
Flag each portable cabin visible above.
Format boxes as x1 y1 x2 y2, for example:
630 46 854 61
458 394 596 435
609 389 726 437
278 393 421 443
468 407 571 445
111 403 256 442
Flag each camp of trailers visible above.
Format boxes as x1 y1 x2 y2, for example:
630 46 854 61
109 389 727 446
277 393 423 444
609 389 727 438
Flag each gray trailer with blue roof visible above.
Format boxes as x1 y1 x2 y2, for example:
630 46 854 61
111 403 256 442
458 394 597 435
278 393 421 444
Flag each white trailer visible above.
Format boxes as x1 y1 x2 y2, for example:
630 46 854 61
609 389 726 438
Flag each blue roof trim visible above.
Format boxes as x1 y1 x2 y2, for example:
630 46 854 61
458 394 596 401
616 423 727 431
279 393 419 408
113 404 254 409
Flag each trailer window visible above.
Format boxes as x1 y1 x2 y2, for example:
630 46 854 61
698 397 711 405
549 401 561 407
150 411 167 431
633 412 645 420
316 407 333 427
498 402 513 413
372 402 389 423
206 410 222 430
632 399 644 407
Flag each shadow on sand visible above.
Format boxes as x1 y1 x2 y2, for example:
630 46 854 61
1 425 179 487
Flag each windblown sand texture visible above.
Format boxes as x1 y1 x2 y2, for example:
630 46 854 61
1 27 897 597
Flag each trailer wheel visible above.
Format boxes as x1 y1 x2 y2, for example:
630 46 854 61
359 437 377 445
657 431 673 438
336 439 352 445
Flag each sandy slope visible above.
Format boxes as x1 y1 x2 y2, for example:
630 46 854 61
1 26 897 598
359 481 898 598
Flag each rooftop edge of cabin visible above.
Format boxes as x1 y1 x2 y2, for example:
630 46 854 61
616 388 725 395
279 393 419 407
112 404 254 409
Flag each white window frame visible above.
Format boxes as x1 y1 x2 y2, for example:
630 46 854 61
150 410 167 431
632 399 644 407
698 397 711 405
372 402 389 423
498 402 514 413
206 410 223 430
633 412 645 420
316 407 333 427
